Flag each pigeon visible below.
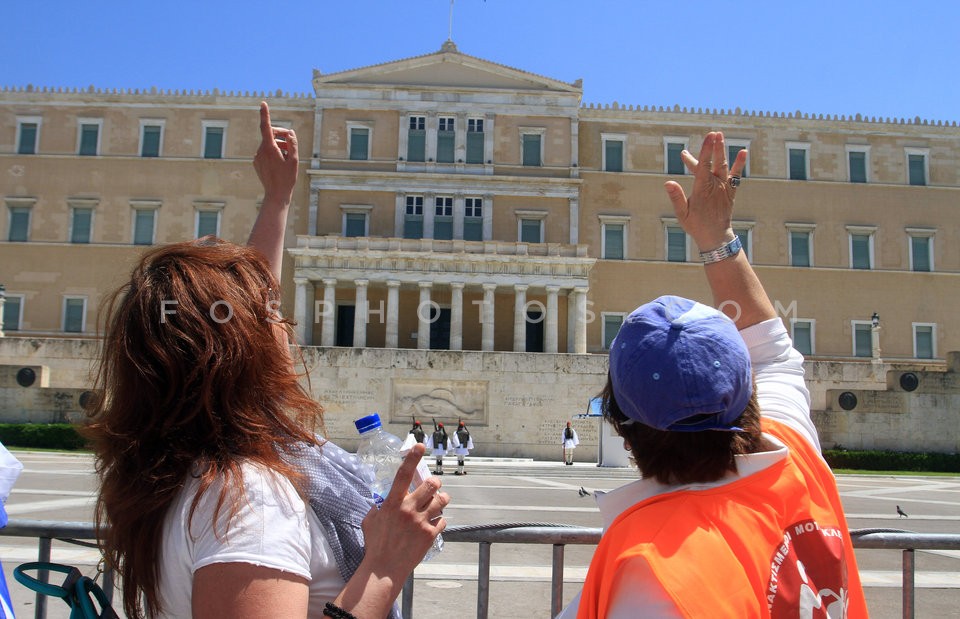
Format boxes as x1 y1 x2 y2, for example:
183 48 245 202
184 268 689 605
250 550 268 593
578 486 591 497
896 505 908 518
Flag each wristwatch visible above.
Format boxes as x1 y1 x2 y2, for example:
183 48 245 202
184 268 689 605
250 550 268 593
699 236 742 264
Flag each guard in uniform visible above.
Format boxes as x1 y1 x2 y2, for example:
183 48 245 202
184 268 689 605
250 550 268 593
451 421 474 475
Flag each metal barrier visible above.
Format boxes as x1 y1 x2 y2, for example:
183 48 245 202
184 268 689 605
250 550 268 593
2 519 958 619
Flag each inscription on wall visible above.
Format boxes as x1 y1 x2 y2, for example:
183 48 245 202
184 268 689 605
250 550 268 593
319 389 377 404
392 379 489 426
537 419 598 444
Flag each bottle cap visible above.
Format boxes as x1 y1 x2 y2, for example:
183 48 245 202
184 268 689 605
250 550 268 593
354 413 383 434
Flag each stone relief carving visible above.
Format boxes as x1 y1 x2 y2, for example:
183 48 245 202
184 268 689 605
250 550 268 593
392 379 488 425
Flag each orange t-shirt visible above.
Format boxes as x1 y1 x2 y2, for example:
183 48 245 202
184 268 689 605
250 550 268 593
578 418 867 618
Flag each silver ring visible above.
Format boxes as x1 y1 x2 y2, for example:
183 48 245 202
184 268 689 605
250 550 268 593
730 176 741 187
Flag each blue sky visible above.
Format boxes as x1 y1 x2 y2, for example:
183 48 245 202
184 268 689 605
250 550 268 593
4 0 958 123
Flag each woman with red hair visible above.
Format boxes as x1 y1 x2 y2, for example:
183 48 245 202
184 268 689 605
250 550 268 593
85 103 448 619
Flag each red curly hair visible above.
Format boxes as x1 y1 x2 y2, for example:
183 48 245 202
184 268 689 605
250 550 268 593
83 238 323 618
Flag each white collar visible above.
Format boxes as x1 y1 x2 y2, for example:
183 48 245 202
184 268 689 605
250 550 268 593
595 432 788 529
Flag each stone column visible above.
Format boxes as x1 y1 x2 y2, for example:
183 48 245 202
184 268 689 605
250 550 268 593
482 194 494 241
418 281 433 350
308 187 320 236
450 282 464 351
872 321 882 360
353 279 369 348
573 287 588 354
423 192 435 240
0 286 4 338
395 193 406 238
481 283 496 352
293 277 313 346
386 280 400 348
545 285 560 353
569 197 580 245
453 193 465 240
513 284 529 352
320 278 337 347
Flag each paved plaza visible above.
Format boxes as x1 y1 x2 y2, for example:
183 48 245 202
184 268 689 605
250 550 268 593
2 451 958 618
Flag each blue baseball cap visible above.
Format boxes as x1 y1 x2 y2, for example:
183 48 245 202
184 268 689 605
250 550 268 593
609 295 753 432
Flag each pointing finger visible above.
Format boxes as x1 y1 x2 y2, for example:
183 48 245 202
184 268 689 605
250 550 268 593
664 181 688 220
259 102 274 144
730 148 748 179
382 443 426 508
713 131 727 176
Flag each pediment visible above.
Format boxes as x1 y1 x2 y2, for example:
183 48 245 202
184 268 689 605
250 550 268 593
313 43 581 94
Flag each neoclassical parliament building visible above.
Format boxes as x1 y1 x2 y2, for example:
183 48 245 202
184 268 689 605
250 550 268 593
2 41 959 364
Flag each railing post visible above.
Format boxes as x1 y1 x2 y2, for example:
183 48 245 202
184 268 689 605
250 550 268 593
402 571 414 618
102 568 115 606
902 548 915 619
477 541 491 619
35 537 51 619
551 543 565 617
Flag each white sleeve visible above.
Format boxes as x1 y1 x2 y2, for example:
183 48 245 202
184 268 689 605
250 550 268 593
739 317 821 451
606 557 683 618
188 465 313 580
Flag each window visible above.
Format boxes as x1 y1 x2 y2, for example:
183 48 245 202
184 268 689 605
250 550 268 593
907 228 934 272
194 202 223 238
77 119 102 156
786 223 814 267
132 201 160 245
2 294 23 332
600 215 628 260
602 313 625 350
466 118 484 164
63 297 87 334
464 197 483 241
791 319 814 356
726 139 750 177
520 219 543 243
344 212 367 237
602 133 625 172
521 130 544 167
786 142 810 180
434 196 453 239
16 117 41 154
847 225 876 270
340 205 372 237
404 195 424 239
913 324 935 359
437 117 455 163
7 206 31 242
664 138 687 175
348 123 371 161
202 121 227 159
140 119 165 157
846 145 869 183
664 221 687 262
853 322 873 357
70 206 93 244
516 210 546 243
407 116 425 162
732 222 754 261
905 148 929 186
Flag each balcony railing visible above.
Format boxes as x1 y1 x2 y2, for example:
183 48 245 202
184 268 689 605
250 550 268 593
2 520 957 619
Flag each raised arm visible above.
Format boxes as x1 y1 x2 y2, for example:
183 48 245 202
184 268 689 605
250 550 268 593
664 131 775 329
249 102 298 282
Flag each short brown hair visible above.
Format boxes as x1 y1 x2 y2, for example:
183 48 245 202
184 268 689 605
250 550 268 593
600 373 764 485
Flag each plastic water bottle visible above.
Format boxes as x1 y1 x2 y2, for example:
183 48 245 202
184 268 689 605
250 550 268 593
354 413 443 560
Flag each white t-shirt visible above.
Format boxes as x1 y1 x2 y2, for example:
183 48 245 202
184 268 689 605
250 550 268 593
157 462 345 618
557 317 819 618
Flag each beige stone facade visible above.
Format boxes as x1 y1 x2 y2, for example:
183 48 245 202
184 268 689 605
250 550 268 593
1 43 959 452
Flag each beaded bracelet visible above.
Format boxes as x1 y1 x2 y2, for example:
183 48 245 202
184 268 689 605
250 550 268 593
323 601 358 619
